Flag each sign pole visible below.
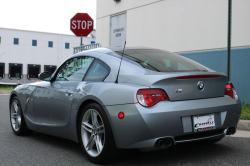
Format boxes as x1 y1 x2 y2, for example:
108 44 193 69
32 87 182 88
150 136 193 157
81 37 83 46
227 0 232 81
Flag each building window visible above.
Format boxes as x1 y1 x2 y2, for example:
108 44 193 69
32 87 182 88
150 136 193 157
14 38 19 45
65 43 70 49
32 40 37 46
48 41 53 48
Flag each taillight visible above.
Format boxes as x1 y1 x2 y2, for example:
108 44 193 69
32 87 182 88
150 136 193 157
224 83 238 100
137 89 169 107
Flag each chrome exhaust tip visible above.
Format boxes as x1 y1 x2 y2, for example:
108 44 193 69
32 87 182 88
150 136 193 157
159 140 166 147
155 138 173 147
141 138 174 152
165 139 173 147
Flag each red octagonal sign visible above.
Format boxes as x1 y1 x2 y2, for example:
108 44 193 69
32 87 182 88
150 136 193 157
70 13 94 37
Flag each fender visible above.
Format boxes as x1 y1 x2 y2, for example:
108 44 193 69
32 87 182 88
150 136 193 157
69 94 110 143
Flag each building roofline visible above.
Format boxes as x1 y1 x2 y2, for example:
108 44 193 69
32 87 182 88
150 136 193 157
0 27 89 38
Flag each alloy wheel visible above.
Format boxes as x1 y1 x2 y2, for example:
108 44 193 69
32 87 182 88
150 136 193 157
81 109 105 157
11 100 21 131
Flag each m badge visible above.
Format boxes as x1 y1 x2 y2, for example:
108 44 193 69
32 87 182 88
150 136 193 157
175 89 182 93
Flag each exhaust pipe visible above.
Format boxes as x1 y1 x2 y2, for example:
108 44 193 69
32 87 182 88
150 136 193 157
155 138 173 148
158 140 166 147
226 127 236 135
141 138 174 152
165 139 173 147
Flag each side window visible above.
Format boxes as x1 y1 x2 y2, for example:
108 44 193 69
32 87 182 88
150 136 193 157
84 60 110 81
55 57 94 81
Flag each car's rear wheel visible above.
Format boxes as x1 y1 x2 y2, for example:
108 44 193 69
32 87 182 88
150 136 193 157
78 103 120 164
10 96 33 135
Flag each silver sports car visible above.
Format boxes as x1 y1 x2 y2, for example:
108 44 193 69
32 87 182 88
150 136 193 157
9 47 241 163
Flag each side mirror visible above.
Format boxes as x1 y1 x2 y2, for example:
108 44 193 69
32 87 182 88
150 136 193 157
38 71 52 81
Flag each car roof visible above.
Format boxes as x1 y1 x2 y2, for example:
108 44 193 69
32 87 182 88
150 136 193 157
95 46 156 53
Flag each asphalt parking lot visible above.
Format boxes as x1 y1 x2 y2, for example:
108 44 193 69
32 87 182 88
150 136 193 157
0 95 250 166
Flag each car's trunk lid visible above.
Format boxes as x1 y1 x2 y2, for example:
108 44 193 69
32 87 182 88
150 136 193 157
150 72 228 101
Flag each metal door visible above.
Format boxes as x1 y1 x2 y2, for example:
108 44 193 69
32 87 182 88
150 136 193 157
110 13 127 47
33 56 94 126
33 81 78 126
44 65 57 74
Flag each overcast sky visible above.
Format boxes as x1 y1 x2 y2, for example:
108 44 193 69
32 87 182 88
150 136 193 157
0 0 96 35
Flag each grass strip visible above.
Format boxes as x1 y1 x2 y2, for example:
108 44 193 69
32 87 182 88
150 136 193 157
0 88 14 91
241 102 250 120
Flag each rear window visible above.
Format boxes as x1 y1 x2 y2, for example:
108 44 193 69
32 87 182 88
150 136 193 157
114 49 207 72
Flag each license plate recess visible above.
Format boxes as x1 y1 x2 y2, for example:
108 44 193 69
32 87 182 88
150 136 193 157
193 114 216 132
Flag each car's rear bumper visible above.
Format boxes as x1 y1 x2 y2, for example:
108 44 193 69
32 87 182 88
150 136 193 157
124 129 226 149
105 96 241 149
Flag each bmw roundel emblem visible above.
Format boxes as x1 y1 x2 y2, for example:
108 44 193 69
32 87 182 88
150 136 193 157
197 81 205 91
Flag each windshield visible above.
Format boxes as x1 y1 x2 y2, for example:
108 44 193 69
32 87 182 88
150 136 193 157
114 49 208 72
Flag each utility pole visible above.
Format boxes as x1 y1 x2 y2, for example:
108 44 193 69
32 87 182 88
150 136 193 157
227 0 232 81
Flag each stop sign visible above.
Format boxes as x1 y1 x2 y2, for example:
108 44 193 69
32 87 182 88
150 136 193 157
70 13 94 37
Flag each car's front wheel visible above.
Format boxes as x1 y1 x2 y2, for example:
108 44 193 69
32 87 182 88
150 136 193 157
10 96 33 135
78 103 120 164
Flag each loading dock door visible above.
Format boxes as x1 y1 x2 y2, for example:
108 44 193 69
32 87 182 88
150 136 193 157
9 63 22 80
44 65 57 74
110 13 127 47
28 64 40 80
0 63 4 79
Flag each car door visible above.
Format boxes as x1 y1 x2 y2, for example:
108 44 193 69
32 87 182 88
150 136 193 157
33 56 94 126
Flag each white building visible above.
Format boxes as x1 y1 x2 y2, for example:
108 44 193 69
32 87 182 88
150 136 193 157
0 28 90 84
95 0 250 104
96 0 249 51
90 30 96 44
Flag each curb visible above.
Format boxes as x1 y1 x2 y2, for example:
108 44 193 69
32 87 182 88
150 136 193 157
0 91 12 95
237 120 250 131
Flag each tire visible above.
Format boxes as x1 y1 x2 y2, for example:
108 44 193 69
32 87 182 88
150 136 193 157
78 103 121 164
10 96 33 136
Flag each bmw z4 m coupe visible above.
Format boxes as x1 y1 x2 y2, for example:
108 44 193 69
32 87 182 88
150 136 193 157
9 47 241 163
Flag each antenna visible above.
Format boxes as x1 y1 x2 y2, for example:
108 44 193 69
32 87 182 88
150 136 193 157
115 41 126 84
